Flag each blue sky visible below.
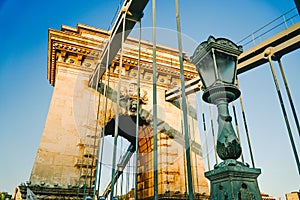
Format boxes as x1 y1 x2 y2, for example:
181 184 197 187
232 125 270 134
0 0 299 198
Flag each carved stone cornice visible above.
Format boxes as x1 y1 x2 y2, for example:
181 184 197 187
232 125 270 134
47 25 108 85
110 58 198 89
48 23 199 88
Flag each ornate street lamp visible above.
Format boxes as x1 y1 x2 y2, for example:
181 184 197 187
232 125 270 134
191 36 262 200
192 35 242 161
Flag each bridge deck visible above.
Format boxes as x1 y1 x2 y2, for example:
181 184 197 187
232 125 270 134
88 0 149 88
166 22 300 101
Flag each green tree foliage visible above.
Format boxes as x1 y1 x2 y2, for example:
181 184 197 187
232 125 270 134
0 192 11 200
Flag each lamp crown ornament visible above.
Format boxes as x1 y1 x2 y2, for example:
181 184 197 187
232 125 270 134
191 36 243 68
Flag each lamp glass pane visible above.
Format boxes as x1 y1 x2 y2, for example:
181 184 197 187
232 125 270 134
215 51 236 84
198 53 216 88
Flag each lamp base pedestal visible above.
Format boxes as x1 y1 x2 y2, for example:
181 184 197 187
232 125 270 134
205 160 262 200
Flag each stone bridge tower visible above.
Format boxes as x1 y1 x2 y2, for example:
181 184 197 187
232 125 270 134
15 24 209 199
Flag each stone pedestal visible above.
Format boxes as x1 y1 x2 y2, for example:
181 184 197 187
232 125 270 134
205 160 262 200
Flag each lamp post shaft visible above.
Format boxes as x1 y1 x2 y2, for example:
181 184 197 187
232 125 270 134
216 100 242 161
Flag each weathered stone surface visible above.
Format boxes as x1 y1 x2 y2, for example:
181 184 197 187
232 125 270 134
25 24 209 199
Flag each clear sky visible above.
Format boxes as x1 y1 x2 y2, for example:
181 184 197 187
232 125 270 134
0 0 299 198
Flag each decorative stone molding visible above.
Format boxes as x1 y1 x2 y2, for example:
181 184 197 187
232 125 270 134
48 24 199 88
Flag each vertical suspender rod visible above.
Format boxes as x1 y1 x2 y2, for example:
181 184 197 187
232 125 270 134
200 89 211 171
231 101 245 163
90 79 102 197
209 105 218 165
267 55 300 174
174 0 194 199
134 20 142 200
236 78 255 168
110 13 127 200
152 0 159 199
277 59 300 138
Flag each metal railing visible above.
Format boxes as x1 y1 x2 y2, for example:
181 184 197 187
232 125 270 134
237 7 299 49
